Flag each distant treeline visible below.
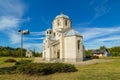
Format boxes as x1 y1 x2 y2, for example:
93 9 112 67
0 46 42 57
86 46 120 57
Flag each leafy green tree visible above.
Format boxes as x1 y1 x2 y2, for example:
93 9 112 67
85 49 92 58
100 46 106 50
34 52 42 57
0 46 27 57
109 46 120 56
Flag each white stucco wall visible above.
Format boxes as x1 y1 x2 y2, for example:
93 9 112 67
64 36 77 62
76 37 84 61
45 47 51 61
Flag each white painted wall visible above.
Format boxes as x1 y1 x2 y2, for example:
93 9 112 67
64 36 77 62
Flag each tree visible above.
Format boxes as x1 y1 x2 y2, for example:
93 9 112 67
0 46 27 57
85 49 92 58
108 46 120 56
100 46 106 50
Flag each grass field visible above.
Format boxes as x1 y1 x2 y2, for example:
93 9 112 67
0 57 33 68
0 57 120 80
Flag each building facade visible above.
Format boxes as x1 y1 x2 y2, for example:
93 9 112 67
91 49 111 58
42 13 85 62
26 49 33 58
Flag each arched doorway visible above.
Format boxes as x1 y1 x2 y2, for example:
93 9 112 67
57 50 60 59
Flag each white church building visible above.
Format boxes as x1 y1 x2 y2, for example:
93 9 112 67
42 13 85 62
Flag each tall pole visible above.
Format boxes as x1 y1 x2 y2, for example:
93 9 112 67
34 48 35 57
21 32 23 72
18 29 29 72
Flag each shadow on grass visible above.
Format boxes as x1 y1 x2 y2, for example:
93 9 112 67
0 66 16 74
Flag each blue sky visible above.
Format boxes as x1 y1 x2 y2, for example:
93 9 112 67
0 0 120 52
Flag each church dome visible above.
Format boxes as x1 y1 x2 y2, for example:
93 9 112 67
65 29 82 37
55 13 69 19
46 28 52 31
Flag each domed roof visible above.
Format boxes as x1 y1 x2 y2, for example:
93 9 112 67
55 13 69 19
46 28 52 31
65 29 82 37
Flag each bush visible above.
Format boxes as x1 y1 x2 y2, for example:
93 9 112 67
111 52 119 56
0 66 16 74
4 59 17 63
52 63 77 72
15 60 32 65
16 63 77 75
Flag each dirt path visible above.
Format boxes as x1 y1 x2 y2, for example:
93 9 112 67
70 59 112 66
33 57 112 65
33 57 47 63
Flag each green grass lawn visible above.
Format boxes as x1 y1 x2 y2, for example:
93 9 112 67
0 57 33 68
0 57 120 80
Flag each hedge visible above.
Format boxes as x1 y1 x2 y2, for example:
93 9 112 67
15 60 32 65
4 59 17 63
16 63 77 75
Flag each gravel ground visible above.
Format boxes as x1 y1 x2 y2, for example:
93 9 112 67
70 59 112 66
33 57 112 66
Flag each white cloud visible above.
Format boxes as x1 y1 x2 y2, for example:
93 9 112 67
8 31 21 44
85 39 120 50
25 37 45 40
0 0 27 45
78 26 120 49
95 35 120 42
23 43 43 52
74 0 111 30
74 0 119 49
30 31 46 36
90 0 110 20
0 16 19 31
81 27 120 41
0 0 43 52
0 0 25 17
94 5 110 19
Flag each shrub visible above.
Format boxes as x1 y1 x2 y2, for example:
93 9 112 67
15 60 32 65
16 63 77 75
4 59 17 63
0 66 16 74
52 63 77 72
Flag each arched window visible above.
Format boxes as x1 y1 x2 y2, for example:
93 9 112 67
54 32 56 37
57 50 60 58
65 20 67 26
57 19 60 26
49 31 51 34
77 40 80 50
47 31 49 34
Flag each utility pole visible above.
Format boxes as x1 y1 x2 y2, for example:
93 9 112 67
18 29 30 72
